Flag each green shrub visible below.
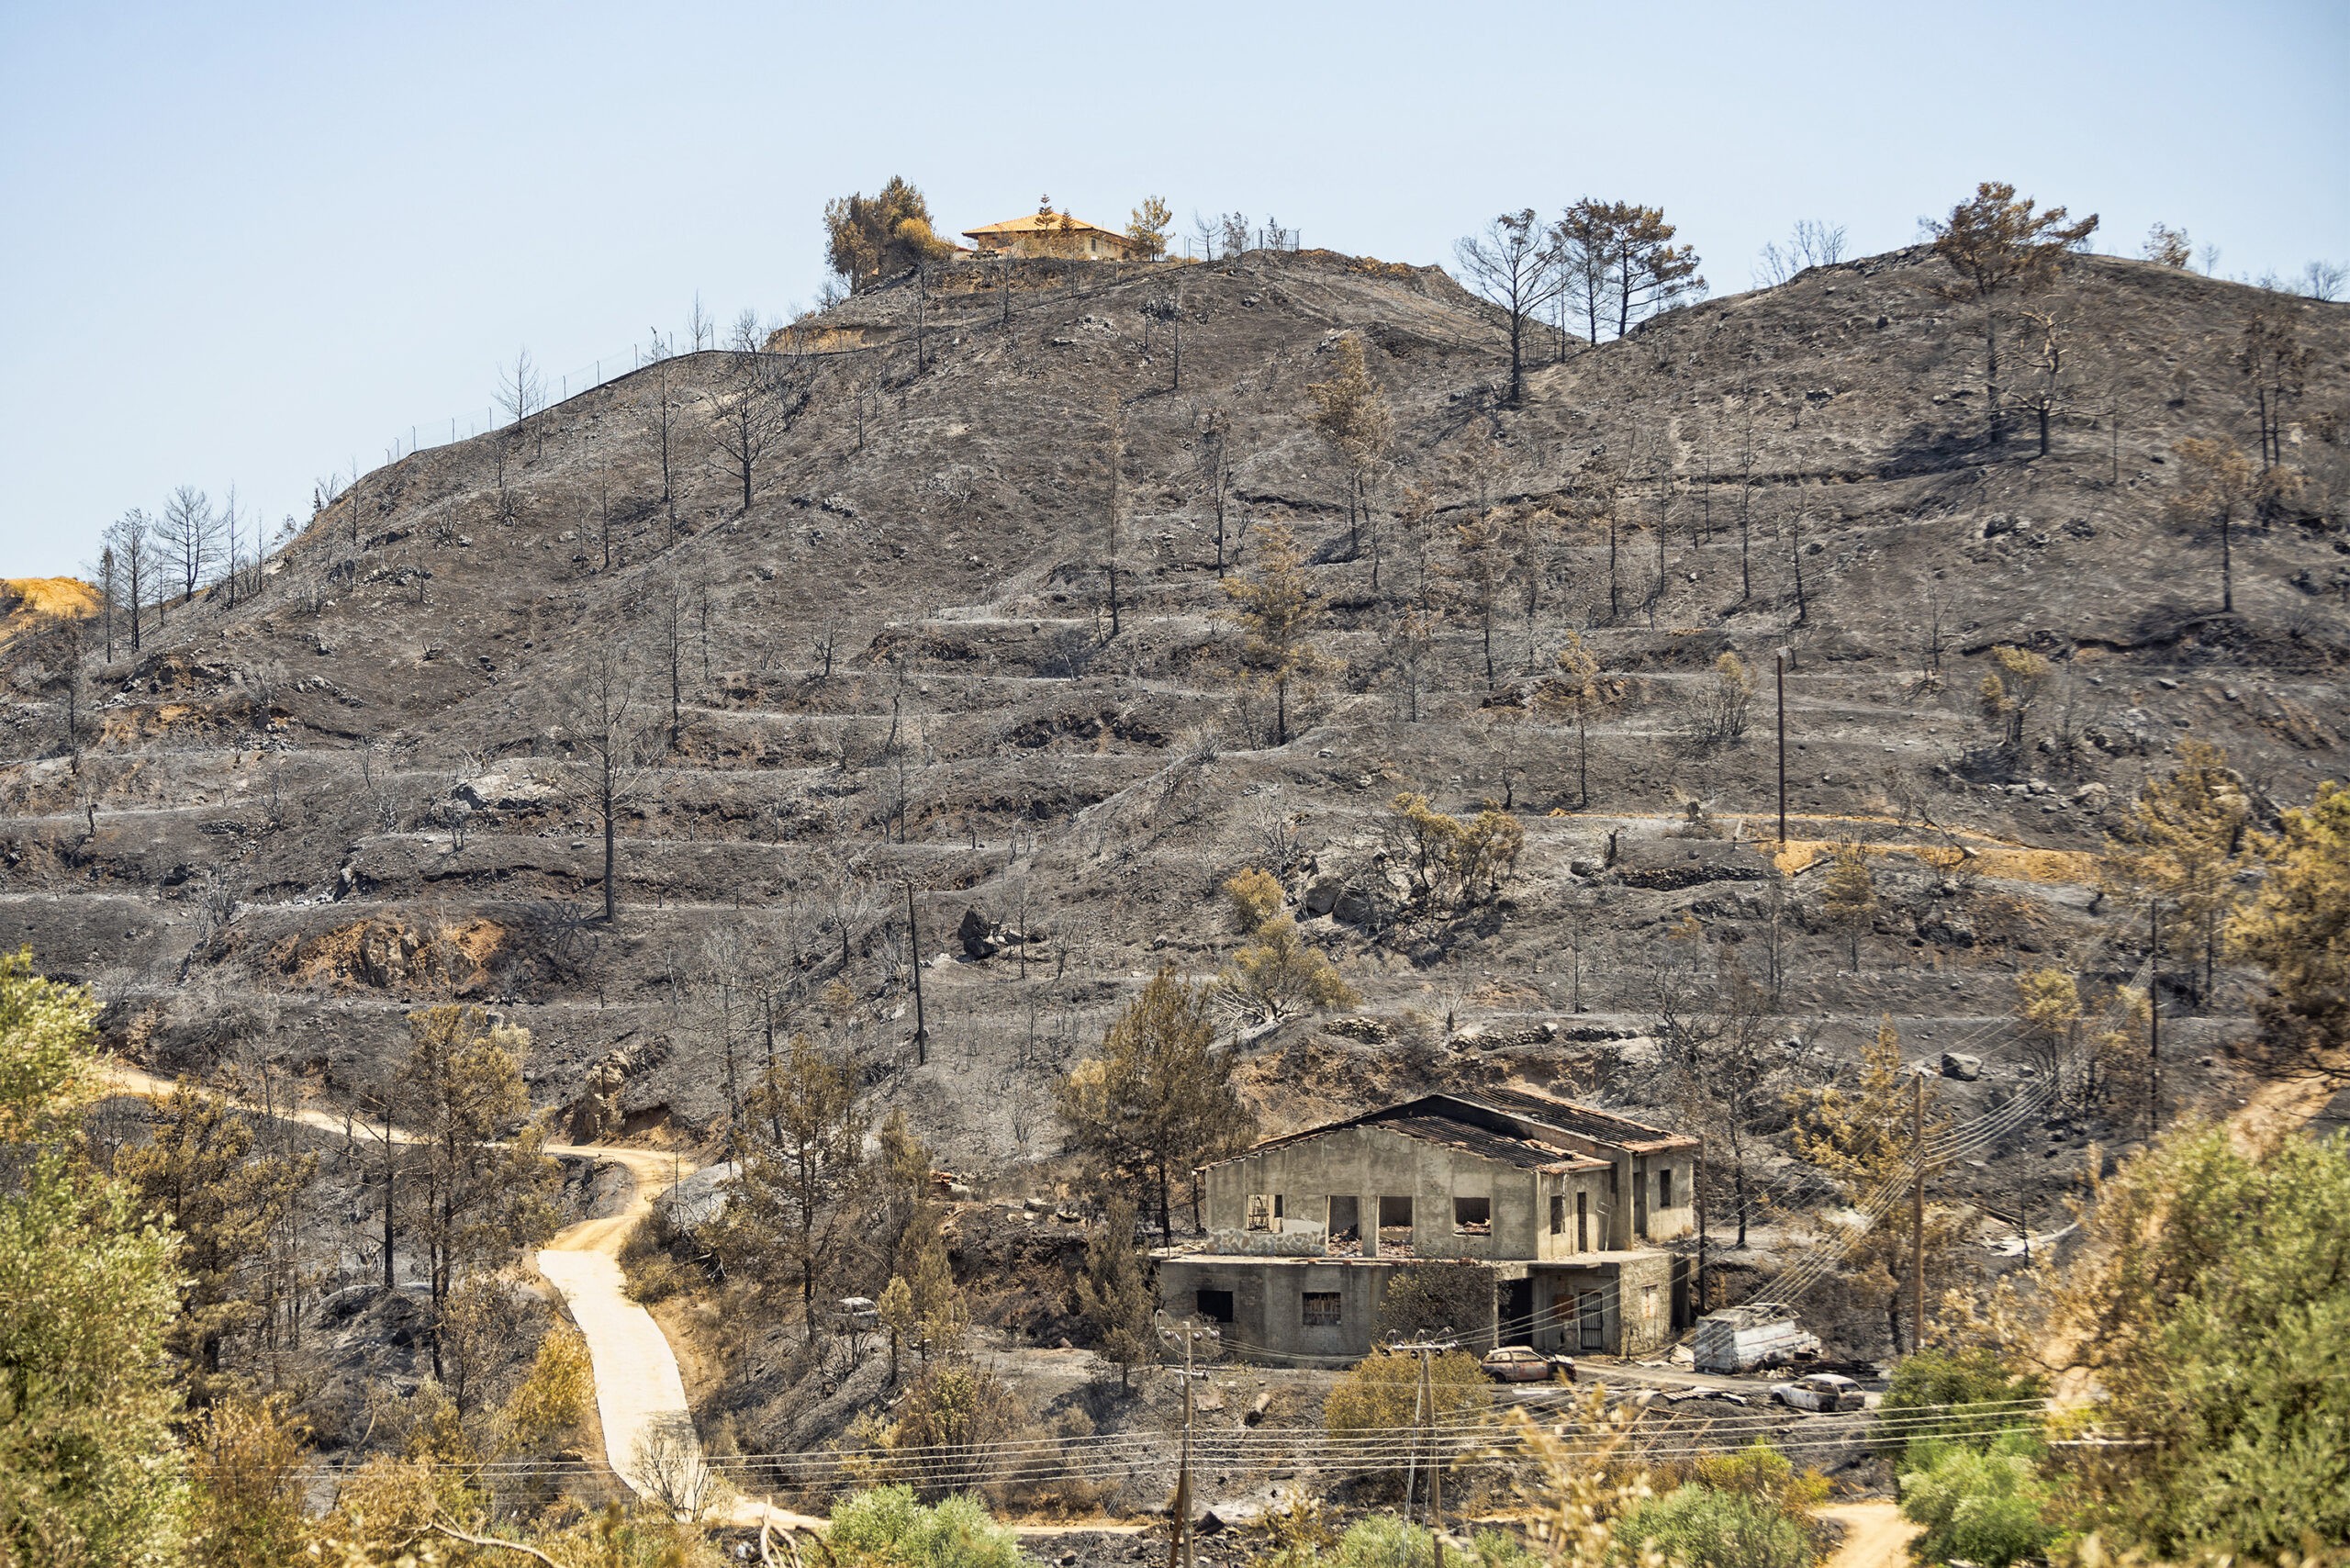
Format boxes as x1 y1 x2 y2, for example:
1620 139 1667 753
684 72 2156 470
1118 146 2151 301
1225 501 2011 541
828 1485 1024 1568
1310 1517 1534 1568
1617 1483 1813 1568
1875 1348 2043 1468
1897 1431 2053 1568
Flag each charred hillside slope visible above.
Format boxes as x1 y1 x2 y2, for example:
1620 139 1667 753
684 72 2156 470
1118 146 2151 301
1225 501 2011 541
3 243 2345 1193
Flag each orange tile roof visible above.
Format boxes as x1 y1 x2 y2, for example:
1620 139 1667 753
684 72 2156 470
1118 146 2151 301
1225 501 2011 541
962 211 1127 240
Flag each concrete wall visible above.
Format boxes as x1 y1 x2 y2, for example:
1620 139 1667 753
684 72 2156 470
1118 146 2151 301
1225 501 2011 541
1203 1122 1695 1260
1161 1251 1677 1363
1206 1125 1558 1261
1159 1256 1403 1361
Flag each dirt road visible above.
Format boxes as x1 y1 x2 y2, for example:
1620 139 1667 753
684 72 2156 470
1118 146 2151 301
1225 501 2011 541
95 1061 773 1518
1818 1501 1919 1568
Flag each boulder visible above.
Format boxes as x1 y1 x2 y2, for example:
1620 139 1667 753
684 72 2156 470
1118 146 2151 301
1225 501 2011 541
1304 876 1343 916
1941 1052 1984 1081
453 770 559 812
957 907 998 959
1331 887 1374 925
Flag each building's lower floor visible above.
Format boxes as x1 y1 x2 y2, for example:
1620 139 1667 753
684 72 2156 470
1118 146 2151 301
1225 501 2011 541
1156 1250 1685 1365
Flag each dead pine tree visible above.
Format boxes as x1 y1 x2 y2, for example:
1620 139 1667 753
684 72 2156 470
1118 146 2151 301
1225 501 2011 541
710 358 787 513
1453 209 1564 406
1102 395 1125 638
556 644 664 924
1580 451 1628 623
1194 405 1237 577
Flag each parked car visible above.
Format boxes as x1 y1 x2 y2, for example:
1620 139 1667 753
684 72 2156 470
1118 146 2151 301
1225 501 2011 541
1767 1372 1867 1412
1481 1346 1572 1383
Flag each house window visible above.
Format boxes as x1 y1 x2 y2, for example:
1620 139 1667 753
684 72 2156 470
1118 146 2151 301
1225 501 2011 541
1550 1194 1565 1236
1303 1292 1342 1327
1452 1196 1491 1235
1576 1192 1590 1252
1246 1194 1271 1231
1196 1289 1235 1324
1658 1169 1673 1210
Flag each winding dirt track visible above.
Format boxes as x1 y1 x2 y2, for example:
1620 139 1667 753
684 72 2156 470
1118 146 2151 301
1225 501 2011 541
1818 1502 1921 1568
92 1061 821 1525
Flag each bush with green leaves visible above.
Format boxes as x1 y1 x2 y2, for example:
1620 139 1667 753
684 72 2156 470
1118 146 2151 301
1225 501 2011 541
1278 1515 1536 1568
827 1484 1025 1568
2023 1125 2350 1555
1617 1480 1814 1568
1874 1347 2044 1469
1897 1431 2054 1568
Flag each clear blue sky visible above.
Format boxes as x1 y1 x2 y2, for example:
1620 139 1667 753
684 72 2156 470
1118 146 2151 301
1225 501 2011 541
3 1 2344 578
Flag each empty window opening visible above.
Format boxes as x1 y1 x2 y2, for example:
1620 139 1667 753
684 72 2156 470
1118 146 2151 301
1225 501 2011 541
1195 1288 1236 1324
1452 1196 1492 1235
1246 1194 1272 1232
1302 1292 1342 1327
1377 1195 1414 1252
1550 1194 1565 1236
1576 1192 1590 1252
1658 1169 1673 1210
1327 1195 1360 1249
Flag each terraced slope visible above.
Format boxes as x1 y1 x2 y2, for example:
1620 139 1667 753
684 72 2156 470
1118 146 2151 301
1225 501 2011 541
3 246 2344 1236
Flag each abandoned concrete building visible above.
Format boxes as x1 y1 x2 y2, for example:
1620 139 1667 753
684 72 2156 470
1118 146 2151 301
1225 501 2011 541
1156 1090 1699 1365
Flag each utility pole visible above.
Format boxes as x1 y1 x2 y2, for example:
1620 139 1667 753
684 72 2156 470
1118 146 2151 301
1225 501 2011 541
1910 1072 1927 1354
1695 1148 1709 1316
1775 651 1788 848
379 1097 397 1292
2147 902 2161 1137
906 882 929 1068
1162 1319 1211 1568
1396 1337 1455 1560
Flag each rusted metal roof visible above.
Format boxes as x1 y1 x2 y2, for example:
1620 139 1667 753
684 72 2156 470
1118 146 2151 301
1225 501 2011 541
1441 1089 1697 1154
1203 1085 1691 1171
1370 1113 1607 1172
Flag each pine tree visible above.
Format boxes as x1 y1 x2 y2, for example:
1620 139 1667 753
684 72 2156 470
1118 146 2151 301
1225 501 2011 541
1304 335 1394 562
735 1032 866 1327
113 1082 314 1398
1057 967 1254 1243
1125 196 1173 261
395 1004 559 1382
1792 1016 1962 1355
1075 1195 1156 1389
1222 522 1325 746
2230 779 2350 1059
2104 741 2253 1002
1929 183 2098 441
1821 843 1878 971
1538 632 1607 807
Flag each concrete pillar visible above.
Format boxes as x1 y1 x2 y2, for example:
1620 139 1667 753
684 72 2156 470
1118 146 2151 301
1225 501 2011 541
1361 1195 1380 1258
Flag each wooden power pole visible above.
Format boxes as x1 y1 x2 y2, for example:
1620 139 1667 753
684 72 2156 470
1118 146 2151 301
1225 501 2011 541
1775 650 1788 847
2148 902 2161 1137
1910 1071 1927 1354
1164 1321 1209 1568
906 882 929 1068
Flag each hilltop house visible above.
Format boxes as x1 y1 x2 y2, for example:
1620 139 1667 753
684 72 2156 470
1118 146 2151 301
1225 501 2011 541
1155 1090 1699 1366
961 210 1141 262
